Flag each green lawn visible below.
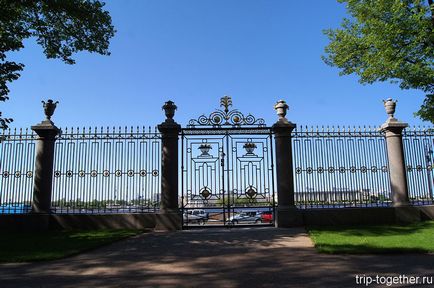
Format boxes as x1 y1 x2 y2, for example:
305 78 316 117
308 221 434 254
0 229 143 262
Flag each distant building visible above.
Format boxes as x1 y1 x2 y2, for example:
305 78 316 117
295 189 381 203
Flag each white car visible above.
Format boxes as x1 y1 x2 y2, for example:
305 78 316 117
183 209 209 224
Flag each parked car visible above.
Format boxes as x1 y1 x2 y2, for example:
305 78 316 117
260 211 273 223
228 211 261 224
0 204 31 214
183 209 209 225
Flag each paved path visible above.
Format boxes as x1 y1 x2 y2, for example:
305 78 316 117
0 227 433 287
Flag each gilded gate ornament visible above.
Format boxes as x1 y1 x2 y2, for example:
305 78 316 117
187 96 266 127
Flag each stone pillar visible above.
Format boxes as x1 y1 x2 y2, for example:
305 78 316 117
272 100 302 227
31 100 60 215
380 98 410 207
156 100 182 230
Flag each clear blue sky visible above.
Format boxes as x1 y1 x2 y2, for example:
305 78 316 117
4 0 429 129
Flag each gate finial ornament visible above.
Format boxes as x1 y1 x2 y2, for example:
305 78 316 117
220 96 232 113
187 96 265 128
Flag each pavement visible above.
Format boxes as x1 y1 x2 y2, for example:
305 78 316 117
0 227 433 288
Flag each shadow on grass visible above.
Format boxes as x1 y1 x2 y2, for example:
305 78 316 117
0 229 144 262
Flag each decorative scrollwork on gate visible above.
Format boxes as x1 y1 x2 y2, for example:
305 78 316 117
187 96 266 128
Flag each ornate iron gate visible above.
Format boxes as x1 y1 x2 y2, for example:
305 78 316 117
181 97 275 227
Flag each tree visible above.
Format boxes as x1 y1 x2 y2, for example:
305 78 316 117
0 0 115 128
323 0 434 123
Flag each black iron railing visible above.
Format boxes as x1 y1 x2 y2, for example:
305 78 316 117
0 128 36 213
1 124 433 215
292 126 391 209
51 126 161 214
403 127 434 205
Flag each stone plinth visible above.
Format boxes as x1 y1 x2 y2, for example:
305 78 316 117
272 117 300 227
31 120 60 214
380 118 410 207
157 118 182 230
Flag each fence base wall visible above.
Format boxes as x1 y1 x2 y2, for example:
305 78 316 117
0 206 433 231
301 205 434 226
275 206 303 227
302 207 395 226
155 212 182 231
417 205 434 221
50 214 156 230
0 214 50 231
0 214 156 231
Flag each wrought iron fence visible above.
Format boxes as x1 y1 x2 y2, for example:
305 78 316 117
1 123 433 215
52 126 161 213
0 128 36 213
292 126 391 209
403 127 434 205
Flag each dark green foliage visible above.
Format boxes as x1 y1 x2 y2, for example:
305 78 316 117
323 0 434 123
0 0 115 128
415 94 434 121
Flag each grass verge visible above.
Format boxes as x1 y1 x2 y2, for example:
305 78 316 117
308 221 434 254
0 229 143 262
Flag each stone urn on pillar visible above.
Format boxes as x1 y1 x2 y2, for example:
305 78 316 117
162 100 177 122
383 98 397 120
274 100 289 120
42 99 59 120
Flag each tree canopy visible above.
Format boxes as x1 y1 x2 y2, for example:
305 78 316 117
323 0 434 123
0 0 115 128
